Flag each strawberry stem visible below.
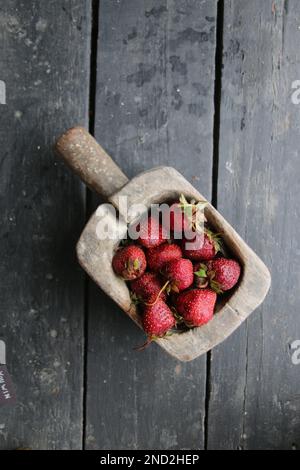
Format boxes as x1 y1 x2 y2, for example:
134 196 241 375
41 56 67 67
134 332 171 351
133 337 153 351
144 280 170 307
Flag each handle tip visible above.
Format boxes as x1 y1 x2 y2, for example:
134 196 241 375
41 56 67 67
54 126 128 198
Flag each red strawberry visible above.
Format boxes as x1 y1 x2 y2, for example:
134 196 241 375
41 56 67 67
176 289 217 327
136 216 167 248
182 230 221 261
162 258 194 292
142 299 176 337
112 245 146 280
206 258 241 292
130 272 167 304
169 202 190 233
147 243 182 272
165 195 207 235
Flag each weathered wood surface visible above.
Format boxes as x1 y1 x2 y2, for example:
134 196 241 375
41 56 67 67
0 1 91 449
207 0 300 450
85 0 218 449
1 0 298 451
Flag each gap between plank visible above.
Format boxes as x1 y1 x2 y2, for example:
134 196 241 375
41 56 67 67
204 0 224 450
82 0 100 451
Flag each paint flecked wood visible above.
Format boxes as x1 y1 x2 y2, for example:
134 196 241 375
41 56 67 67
0 1 91 449
85 0 217 449
207 0 300 450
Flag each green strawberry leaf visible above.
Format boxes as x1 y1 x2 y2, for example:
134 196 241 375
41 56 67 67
179 194 189 207
205 228 223 254
194 269 207 278
164 331 175 338
130 292 141 305
210 280 224 295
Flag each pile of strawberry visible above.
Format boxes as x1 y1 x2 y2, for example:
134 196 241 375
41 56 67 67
112 195 241 346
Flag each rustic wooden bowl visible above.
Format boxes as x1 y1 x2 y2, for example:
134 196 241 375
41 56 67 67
55 127 271 362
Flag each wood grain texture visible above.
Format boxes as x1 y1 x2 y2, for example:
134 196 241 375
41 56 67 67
55 127 128 198
0 1 91 449
85 0 217 449
207 0 300 450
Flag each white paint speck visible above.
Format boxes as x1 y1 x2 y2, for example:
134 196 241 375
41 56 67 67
53 360 60 368
14 110 22 119
29 308 38 316
35 19 48 33
50 330 57 339
225 161 234 174
24 38 33 47
0 80 6 105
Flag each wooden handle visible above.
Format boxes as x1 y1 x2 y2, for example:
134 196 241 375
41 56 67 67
54 127 129 198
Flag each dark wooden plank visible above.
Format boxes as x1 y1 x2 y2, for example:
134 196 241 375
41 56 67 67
85 0 217 449
207 0 300 450
0 1 91 449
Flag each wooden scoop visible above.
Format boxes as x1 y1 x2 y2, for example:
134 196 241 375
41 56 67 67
55 127 271 362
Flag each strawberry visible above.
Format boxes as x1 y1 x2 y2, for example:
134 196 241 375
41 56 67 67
182 229 221 261
147 243 182 272
162 258 194 292
136 216 167 248
176 289 217 327
165 195 207 235
112 245 146 280
204 258 241 292
130 272 167 304
142 299 176 337
169 202 190 233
